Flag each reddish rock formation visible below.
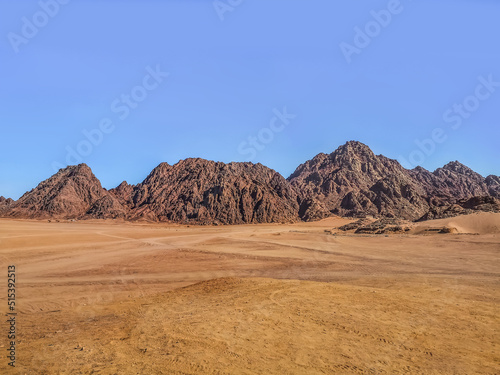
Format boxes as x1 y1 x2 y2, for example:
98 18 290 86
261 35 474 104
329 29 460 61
2 160 299 224
410 161 490 199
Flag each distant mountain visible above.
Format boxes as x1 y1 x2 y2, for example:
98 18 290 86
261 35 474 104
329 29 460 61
1 141 498 223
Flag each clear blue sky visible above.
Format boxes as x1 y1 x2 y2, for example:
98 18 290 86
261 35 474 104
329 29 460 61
1 0 499 199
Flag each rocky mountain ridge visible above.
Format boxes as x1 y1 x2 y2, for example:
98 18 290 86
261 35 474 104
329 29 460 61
1 159 299 224
1 141 498 223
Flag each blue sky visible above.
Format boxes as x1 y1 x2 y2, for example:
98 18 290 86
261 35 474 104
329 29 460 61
1 0 499 199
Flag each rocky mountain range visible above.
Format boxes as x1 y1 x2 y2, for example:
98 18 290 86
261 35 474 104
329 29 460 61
1 141 498 224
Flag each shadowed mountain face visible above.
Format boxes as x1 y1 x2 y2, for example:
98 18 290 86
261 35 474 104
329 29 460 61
1 141 498 223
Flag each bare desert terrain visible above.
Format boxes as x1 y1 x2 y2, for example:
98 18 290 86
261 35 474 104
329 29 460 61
0 213 499 374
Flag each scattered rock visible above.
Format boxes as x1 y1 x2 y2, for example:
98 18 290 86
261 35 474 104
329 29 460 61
439 227 458 234
354 218 411 234
338 218 371 231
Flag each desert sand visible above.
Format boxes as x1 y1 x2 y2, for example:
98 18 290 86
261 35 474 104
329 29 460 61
0 213 499 374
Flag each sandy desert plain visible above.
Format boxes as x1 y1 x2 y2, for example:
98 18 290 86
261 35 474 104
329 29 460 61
0 213 499 374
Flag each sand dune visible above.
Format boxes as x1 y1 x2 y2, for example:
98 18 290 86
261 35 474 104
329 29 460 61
412 212 500 235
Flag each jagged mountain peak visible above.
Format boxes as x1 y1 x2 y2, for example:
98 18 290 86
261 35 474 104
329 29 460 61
440 161 479 176
151 161 172 172
56 163 93 176
116 181 131 189
412 165 430 173
329 141 375 165
332 140 374 155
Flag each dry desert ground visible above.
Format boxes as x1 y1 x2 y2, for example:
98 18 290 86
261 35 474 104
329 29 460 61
0 213 499 374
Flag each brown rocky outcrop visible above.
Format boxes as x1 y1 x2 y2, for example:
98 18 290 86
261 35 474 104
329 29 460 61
410 161 490 199
2 160 299 224
354 218 411 234
109 181 136 208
